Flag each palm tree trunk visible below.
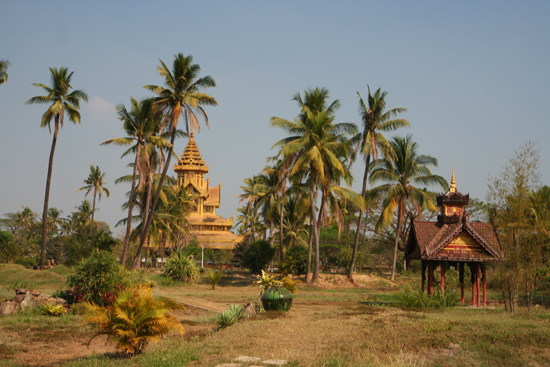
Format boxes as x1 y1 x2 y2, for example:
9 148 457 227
135 119 177 268
391 198 404 281
121 141 142 265
132 158 155 269
89 191 97 240
348 155 370 280
40 121 59 270
305 222 313 283
309 176 320 283
279 198 284 262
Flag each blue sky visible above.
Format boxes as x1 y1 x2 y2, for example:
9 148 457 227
1 1 549 234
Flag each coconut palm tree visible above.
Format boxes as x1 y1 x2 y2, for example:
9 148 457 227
271 87 357 283
348 87 410 280
139 53 217 267
26 67 88 269
78 165 110 239
0 60 10 85
369 135 448 281
101 97 164 265
237 175 268 243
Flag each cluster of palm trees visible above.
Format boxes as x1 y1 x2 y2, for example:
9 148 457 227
236 87 448 283
19 53 216 269
103 53 217 269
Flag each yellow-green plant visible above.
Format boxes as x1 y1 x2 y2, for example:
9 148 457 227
281 276 302 294
205 269 223 290
85 285 184 355
216 304 245 330
253 270 281 296
39 304 66 316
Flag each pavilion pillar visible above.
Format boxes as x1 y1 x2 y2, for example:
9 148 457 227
440 261 446 296
428 261 434 296
481 263 487 307
421 260 427 294
459 262 465 304
471 263 476 307
476 263 481 307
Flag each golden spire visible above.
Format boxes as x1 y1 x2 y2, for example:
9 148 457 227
449 163 456 193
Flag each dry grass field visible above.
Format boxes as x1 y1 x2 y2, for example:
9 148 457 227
1 265 550 367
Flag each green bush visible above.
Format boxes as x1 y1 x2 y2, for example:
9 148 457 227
205 269 223 290
282 245 308 275
66 250 129 305
242 240 276 274
162 250 199 283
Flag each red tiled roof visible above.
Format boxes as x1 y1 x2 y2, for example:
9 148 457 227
405 218 504 262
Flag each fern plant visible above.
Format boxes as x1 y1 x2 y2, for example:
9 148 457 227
85 285 185 355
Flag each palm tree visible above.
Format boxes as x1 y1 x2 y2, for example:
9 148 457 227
369 135 448 281
271 87 357 283
78 165 110 239
0 60 10 85
348 87 410 280
26 67 88 269
138 53 217 268
237 175 268 243
101 97 164 265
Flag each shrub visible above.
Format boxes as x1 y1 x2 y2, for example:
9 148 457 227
231 241 249 268
242 240 276 274
205 269 223 290
281 276 302 294
39 304 66 316
162 250 199 283
85 285 185 355
216 304 245 330
66 250 129 305
281 245 308 275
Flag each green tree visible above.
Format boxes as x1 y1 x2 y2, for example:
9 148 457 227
26 67 88 269
487 142 546 312
138 53 217 269
237 175 267 243
78 165 110 239
348 87 410 280
369 135 447 281
101 97 164 265
0 59 10 85
271 87 357 283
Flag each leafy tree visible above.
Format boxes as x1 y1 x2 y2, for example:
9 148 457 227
0 231 17 262
348 87 409 280
369 135 447 281
26 67 88 269
242 239 276 274
78 165 110 239
237 175 267 243
0 59 10 85
487 142 548 312
138 53 217 269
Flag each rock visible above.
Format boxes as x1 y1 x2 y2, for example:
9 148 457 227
34 295 68 308
263 360 288 366
243 302 257 317
13 294 27 303
234 356 261 363
20 292 36 309
0 301 20 315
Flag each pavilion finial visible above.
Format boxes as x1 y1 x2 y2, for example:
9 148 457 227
189 130 195 141
450 163 456 193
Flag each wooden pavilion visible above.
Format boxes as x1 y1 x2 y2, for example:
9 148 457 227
404 169 504 307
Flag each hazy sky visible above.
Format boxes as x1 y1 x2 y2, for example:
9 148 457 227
1 1 549 234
